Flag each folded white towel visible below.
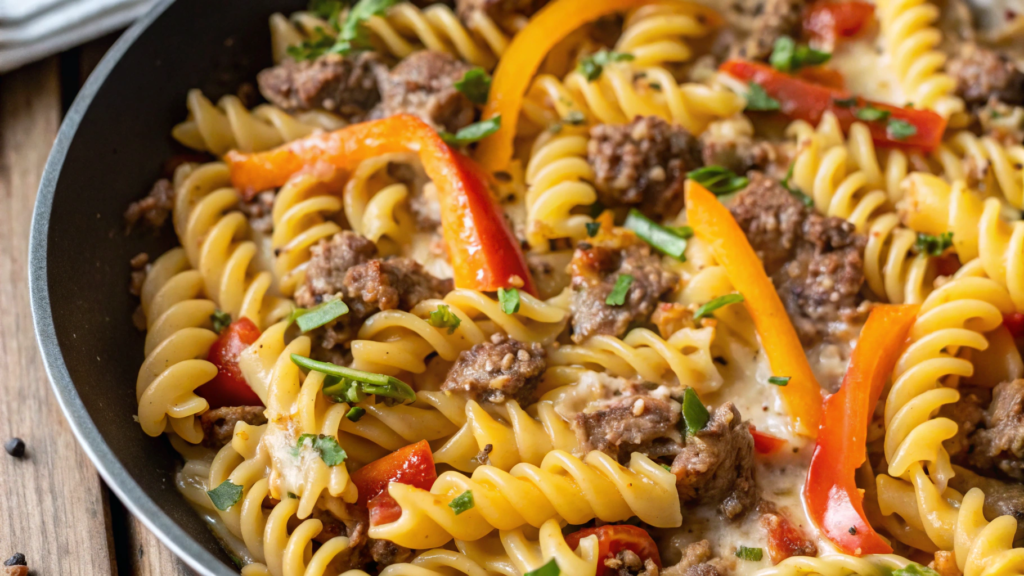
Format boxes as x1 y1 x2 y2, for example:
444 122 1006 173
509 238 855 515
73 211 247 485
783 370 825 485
0 0 156 73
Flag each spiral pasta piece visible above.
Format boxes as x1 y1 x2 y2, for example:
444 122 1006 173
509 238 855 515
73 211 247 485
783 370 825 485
901 174 1024 310
457 518 600 576
754 553 911 576
270 4 509 70
135 247 219 443
615 2 720 67
876 0 964 120
932 131 1024 209
172 89 346 155
351 289 568 375
172 162 292 329
270 173 344 298
523 129 597 251
547 326 723 393
369 449 682 548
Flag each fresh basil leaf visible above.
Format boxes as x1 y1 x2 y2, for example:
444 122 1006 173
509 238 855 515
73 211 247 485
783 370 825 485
914 231 953 256
498 287 521 314
455 67 491 105
693 293 744 320
855 105 890 122
686 165 749 195
892 564 940 576
745 82 781 111
448 490 475 515
585 221 601 237
427 304 461 334
207 480 243 511
524 559 560 576
887 118 917 140
439 116 502 146
296 433 347 466
211 310 232 333
578 49 635 82
681 387 710 435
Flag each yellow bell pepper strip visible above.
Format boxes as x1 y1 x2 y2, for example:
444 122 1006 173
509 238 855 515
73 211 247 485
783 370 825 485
226 114 537 295
475 0 723 172
684 180 823 436
804 304 918 555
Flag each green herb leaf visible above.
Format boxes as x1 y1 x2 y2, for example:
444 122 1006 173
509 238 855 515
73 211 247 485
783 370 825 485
833 96 858 108
286 28 337 61
660 463 672 471
333 0 398 54
770 36 831 72
887 118 918 140
207 480 243 511
686 165 749 196
589 202 606 219
585 221 601 237
211 310 232 333
525 559 561 576
455 67 491 105
448 490 475 515
606 275 634 306
294 355 417 405
892 564 940 576
665 225 694 239
624 208 689 261
914 231 953 256
781 165 815 208
289 298 350 333
346 406 366 422
297 433 348 466
694 293 745 320
578 49 635 82
735 546 764 562
855 105 890 122
681 387 710 435
498 287 521 314
564 110 586 125
745 82 781 111
768 376 791 387
309 0 345 27
439 116 501 146
427 304 461 334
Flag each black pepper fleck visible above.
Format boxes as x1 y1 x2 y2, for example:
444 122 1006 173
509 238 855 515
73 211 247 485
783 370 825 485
4 553 26 566
5 438 25 458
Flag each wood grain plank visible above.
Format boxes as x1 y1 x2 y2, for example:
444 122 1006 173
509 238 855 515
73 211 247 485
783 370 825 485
0 57 117 576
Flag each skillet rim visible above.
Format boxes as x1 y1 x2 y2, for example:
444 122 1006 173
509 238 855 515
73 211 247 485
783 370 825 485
28 0 238 573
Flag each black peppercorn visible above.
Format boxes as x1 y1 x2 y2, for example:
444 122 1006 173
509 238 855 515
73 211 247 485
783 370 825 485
4 438 25 458
4 553 26 566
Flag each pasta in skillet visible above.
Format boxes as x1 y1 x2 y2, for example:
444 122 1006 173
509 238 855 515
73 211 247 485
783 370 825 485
122 0 1024 573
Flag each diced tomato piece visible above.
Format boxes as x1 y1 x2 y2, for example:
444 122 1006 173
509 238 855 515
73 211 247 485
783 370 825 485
803 1 875 43
1004 313 1024 339
749 425 787 455
795 66 845 90
934 253 962 277
564 525 661 575
198 318 263 409
760 503 819 563
351 440 437 526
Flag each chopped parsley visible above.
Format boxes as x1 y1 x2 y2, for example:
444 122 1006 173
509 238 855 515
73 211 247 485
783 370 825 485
768 376 791 387
694 293 745 321
211 310 232 333
578 49 635 82
624 208 689 261
914 231 954 256
294 355 417 405
309 0 345 23
887 118 918 140
287 0 398 60
892 564 940 576
686 165 749 196
296 434 348 466
564 110 586 125
769 36 830 72
345 406 366 422
681 388 710 435
207 480 244 511
455 67 491 105
525 559 561 576
735 546 764 562
448 490 475 515
781 163 814 207
855 104 890 122
288 298 350 332
439 115 501 146
585 221 601 237
745 82 781 111
606 275 634 306
498 287 521 314
286 29 337 61
427 304 461 334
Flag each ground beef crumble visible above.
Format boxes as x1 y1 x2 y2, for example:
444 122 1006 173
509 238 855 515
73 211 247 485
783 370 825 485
124 178 175 233
442 332 546 404
662 540 724 576
574 393 682 463
731 0 807 61
372 50 476 133
604 549 660 576
200 406 268 449
967 379 1024 480
947 42 1024 110
257 52 383 118
456 0 549 30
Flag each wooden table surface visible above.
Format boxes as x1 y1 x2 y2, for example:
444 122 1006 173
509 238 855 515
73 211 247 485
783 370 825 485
0 32 194 576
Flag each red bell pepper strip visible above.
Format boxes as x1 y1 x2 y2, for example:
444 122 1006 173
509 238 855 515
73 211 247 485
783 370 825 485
225 115 536 295
199 318 264 409
1004 312 1024 339
803 0 875 44
749 425 787 455
804 304 919 555
564 525 662 574
350 440 438 526
720 59 947 151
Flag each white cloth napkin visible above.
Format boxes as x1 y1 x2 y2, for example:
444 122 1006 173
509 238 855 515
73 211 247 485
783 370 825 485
0 0 157 73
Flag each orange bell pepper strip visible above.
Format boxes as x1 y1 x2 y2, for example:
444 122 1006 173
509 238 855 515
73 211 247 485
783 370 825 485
225 114 537 295
719 59 947 151
684 181 823 436
475 0 722 172
804 304 918 555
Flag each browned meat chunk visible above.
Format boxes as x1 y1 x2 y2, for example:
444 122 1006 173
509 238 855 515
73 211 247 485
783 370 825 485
729 173 866 345
239 190 277 235
968 379 1024 480
442 332 546 404
124 178 175 233
296 231 453 347
369 539 415 567
663 540 725 576
672 403 756 519
949 466 1024 546
456 0 549 28
257 52 383 117
604 549 660 576
200 406 268 449
652 303 696 339
732 0 807 61
940 389 986 457
373 50 476 133
574 393 682 462
757 500 818 563
569 230 679 343
699 119 792 177
947 43 1024 109
588 116 702 218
